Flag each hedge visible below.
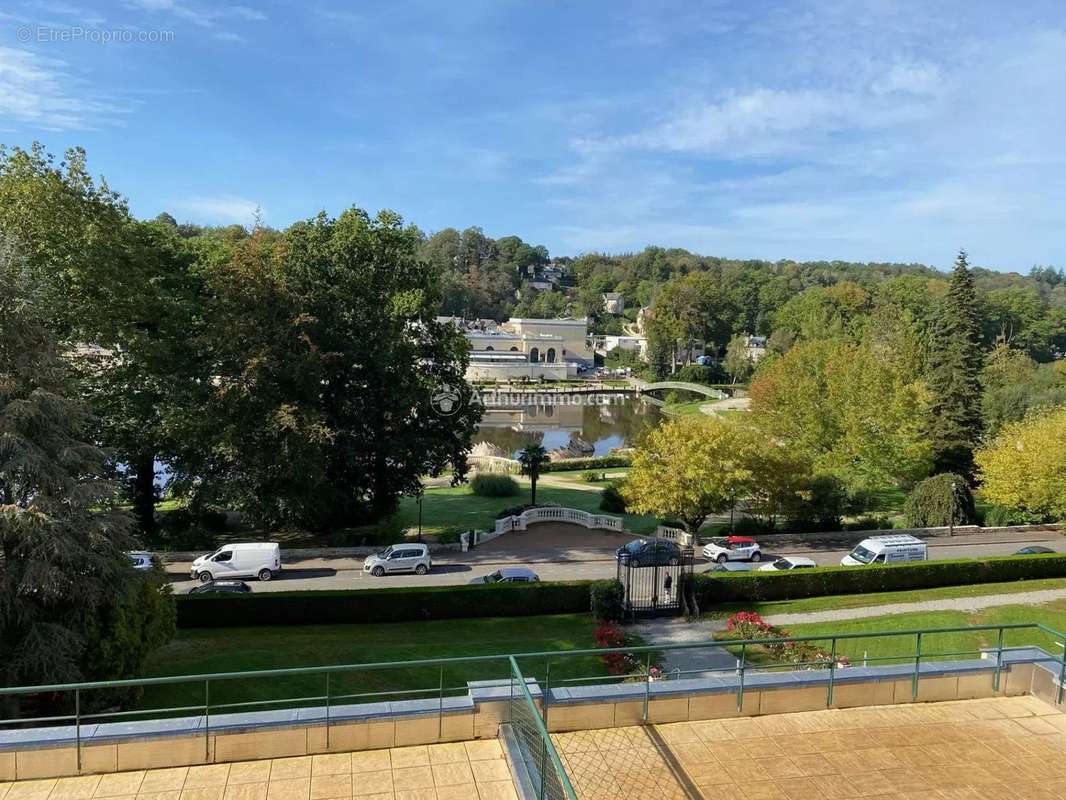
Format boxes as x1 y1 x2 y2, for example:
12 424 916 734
693 553 1066 605
176 580 607 628
541 456 631 472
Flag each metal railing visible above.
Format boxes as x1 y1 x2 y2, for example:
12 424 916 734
2 621 1065 777
494 506 623 535
508 657 577 800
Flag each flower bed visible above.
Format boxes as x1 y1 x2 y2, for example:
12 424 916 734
720 611 849 669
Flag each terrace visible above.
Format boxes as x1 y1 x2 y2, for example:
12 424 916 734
3 622 1066 799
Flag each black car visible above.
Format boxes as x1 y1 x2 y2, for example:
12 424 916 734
1014 546 1056 555
187 580 252 595
616 538 682 567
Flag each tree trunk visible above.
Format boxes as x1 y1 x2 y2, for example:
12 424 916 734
132 451 157 536
530 473 538 505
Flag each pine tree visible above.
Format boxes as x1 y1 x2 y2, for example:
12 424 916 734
926 250 984 481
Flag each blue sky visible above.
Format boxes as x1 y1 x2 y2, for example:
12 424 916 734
1 1 1064 271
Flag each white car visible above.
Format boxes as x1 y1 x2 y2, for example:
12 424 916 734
363 543 432 577
758 556 817 572
702 536 762 564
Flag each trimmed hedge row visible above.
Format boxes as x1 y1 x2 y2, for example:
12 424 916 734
541 456 631 472
176 580 606 628
694 553 1066 604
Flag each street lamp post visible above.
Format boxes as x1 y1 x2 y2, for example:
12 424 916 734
416 486 424 542
949 481 956 537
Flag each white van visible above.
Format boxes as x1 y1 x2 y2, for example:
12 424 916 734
191 543 281 583
840 534 927 566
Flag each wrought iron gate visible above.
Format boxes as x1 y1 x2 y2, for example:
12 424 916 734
617 546 695 618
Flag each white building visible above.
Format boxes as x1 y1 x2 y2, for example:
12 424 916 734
445 317 594 381
602 292 624 315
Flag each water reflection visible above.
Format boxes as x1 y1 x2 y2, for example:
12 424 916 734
474 394 663 457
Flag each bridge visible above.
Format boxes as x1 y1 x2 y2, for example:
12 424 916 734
637 381 728 404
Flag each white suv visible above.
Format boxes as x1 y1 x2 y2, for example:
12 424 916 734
702 535 762 564
363 543 432 577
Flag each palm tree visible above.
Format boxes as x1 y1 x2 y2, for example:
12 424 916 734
518 444 550 505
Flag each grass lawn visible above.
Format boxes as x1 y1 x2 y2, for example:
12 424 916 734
705 576 1066 619
716 600 1066 671
661 400 706 416
134 614 633 714
395 480 659 536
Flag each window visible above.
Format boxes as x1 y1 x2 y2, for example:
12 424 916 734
213 550 233 562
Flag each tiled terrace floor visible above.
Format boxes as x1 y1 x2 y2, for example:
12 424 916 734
552 695 1066 799
0 740 516 800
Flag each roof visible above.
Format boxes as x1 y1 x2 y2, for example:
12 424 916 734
603 292 623 299
496 567 538 577
727 535 756 543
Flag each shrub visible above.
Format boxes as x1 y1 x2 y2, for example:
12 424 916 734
593 621 640 675
904 473 976 527
782 474 847 532
692 553 1066 605
434 526 466 544
675 363 728 385
495 502 554 520
599 482 627 513
590 580 625 622
541 456 631 472
471 473 520 497
983 504 1034 527
582 470 605 483
844 515 894 531
730 516 774 535
176 580 597 628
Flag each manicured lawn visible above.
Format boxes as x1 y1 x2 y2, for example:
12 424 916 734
706 577 1066 619
395 480 660 535
661 400 706 416
718 601 1066 671
134 614 630 714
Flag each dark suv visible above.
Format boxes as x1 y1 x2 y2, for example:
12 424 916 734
616 538 682 567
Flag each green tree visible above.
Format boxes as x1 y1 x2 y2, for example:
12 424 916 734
0 260 173 690
723 334 753 383
975 406 1066 521
903 473 976 528
624 416 760 534
178 210 481 530
926 251 984 481
750 339 931 493
518 444 550 505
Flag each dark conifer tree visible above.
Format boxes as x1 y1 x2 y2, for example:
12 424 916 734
926 250 984 481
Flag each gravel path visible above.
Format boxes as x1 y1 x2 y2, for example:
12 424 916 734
634 587 1066 674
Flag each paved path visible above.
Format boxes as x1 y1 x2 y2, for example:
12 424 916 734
634 587 1066 674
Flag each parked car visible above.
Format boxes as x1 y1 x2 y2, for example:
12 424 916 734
840 535 927 566
758 556 817 572
616 538 682 567
191 542 281 583
1015 545 1056 555
128 551 155 571
187 580 252 595
702 535 762 564
706 561 754 573
364 543 432 577
469 567 540 584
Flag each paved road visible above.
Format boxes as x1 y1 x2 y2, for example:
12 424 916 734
165 528 1066 594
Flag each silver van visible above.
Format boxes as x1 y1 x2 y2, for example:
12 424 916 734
363 543 432 577
841 534 927 566
191 542 281 582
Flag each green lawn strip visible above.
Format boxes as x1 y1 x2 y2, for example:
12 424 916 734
661 401 706 416
134 614 631 714
717 602 1066 671
395 482 659 535
703 576 1066 619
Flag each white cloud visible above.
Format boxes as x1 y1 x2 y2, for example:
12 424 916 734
123 0 265 29
173 195 263 225
0 46 127 130
872 61 944 96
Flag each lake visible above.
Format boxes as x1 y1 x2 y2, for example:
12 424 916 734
472 392 664 458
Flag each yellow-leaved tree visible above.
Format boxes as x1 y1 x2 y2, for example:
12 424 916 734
624 415 778 535
975 405 1066 521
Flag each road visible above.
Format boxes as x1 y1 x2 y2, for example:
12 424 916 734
165 528 1066 594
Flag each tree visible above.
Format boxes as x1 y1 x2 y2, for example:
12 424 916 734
518 444 550 505
926 250 984 481
624 416 760 534
723 334 753 383
750 339 932 493
177 209 481 530
903 473 976 528
0 258 172 690
975 406 1066 521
